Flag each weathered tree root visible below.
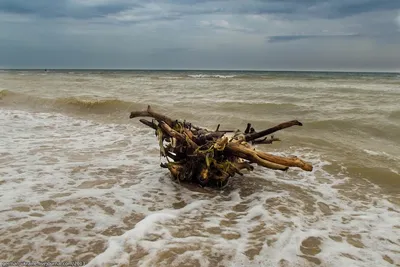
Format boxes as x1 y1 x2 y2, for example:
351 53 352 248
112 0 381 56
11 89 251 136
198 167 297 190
130 105 312 187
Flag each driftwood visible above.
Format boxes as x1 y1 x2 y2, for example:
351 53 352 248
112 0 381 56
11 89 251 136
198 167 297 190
130 106 312 187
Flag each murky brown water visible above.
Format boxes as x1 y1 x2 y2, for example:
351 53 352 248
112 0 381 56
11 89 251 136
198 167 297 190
0 70 399 266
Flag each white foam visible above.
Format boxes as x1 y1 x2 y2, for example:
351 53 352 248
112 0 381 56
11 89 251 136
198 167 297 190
0 108 399 266
157 76 182 80
188 74 236 79
363 149 393 158
87 212 177 266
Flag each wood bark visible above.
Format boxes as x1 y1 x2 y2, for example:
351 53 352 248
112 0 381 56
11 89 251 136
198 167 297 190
245 120 303 142
130 106 313 187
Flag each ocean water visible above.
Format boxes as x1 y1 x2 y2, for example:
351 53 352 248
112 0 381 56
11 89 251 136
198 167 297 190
0 70 399 267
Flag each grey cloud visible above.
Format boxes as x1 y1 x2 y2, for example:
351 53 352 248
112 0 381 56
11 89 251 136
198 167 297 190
252 0 400 18
1 0 399 21
329 0 400 18
267 34 360 43
396 12 400 28
200 20 255 33
0 0 140 19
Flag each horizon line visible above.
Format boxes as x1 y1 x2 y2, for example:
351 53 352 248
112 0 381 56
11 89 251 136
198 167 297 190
1 68 399 74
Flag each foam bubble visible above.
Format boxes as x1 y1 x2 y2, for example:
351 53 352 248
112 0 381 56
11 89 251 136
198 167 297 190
0 108 399 266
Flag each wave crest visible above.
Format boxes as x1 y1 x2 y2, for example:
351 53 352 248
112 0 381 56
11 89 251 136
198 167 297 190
0 90 140 114
188 74 236 79
0 89 16 99
57 97 134 112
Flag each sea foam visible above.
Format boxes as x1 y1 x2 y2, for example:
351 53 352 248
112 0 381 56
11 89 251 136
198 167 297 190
0 108 399 266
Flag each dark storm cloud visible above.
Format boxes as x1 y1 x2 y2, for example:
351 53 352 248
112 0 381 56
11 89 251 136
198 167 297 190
1 0 399 20
252 0 400 18
328 0 400 18
267 34 360 43
0 0 140 19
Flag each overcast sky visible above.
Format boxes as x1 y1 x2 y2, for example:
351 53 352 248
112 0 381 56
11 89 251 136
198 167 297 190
0 0 400 71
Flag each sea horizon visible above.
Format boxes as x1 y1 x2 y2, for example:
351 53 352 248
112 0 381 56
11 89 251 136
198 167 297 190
1 68 399 74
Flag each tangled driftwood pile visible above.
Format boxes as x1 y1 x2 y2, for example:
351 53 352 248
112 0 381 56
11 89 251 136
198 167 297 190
130 106 312 187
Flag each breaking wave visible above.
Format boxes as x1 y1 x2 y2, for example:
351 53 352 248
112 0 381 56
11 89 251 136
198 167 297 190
187 74 236 79
0 89 141 115
0 89 15 99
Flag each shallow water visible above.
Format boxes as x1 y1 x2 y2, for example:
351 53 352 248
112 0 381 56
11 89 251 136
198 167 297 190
0 70 399 266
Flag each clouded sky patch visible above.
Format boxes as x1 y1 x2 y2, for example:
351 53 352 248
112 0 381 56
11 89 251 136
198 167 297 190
0 0 399 71
396 12 400 28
